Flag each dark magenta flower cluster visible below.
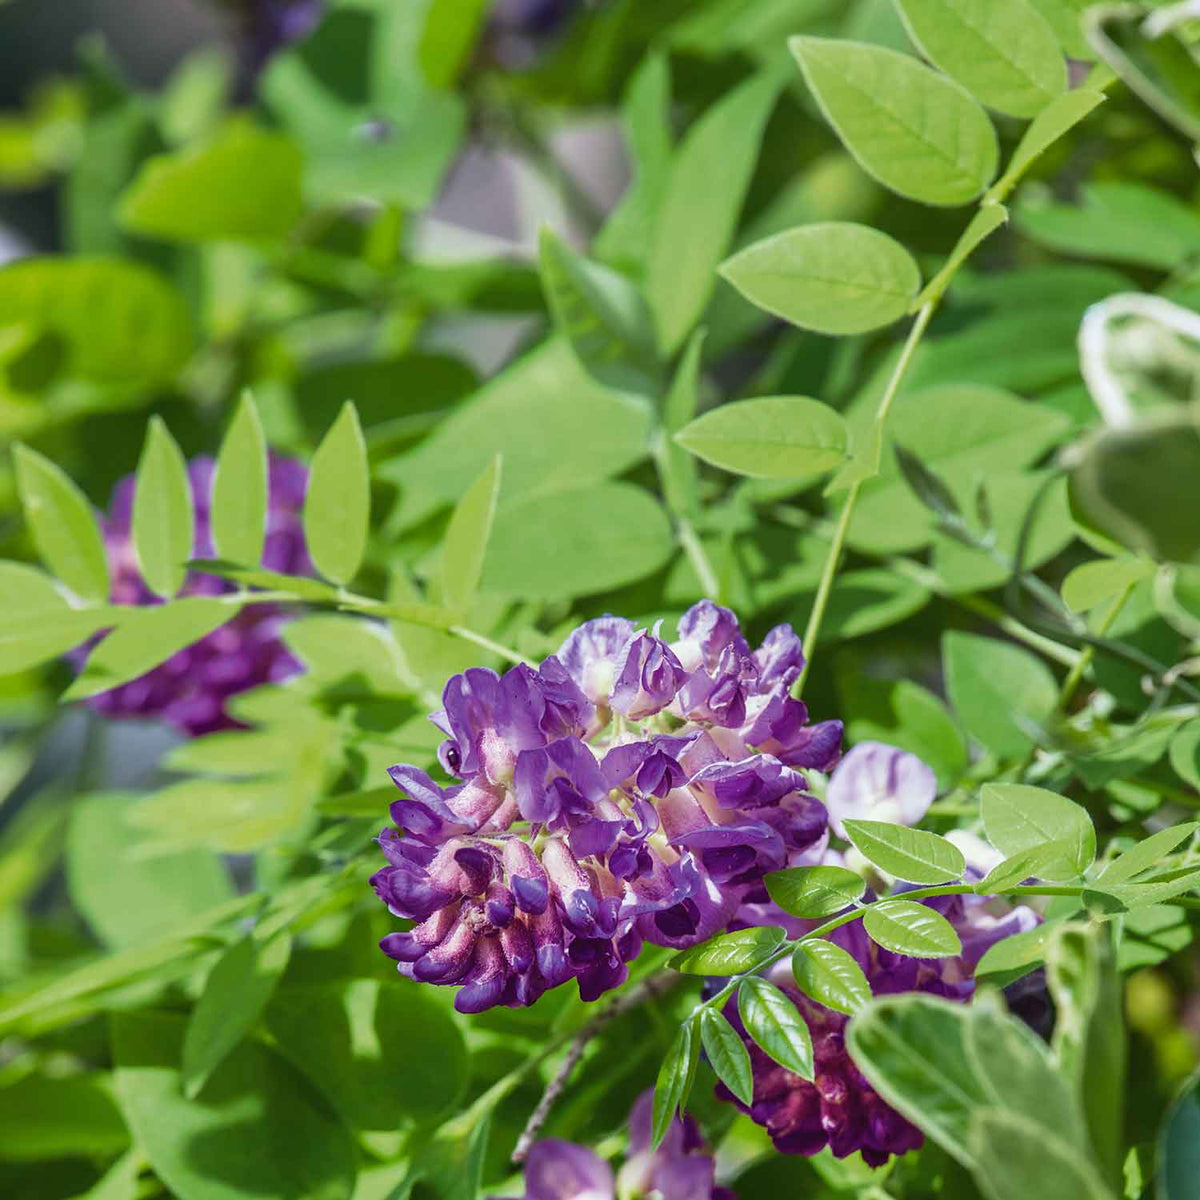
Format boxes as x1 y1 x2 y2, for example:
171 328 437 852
373 602 841 1013
80 455 310 736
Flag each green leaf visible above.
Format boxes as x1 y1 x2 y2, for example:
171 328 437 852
968 1110 1117 1200
671 925 785 975
862 899 962 958
0 256 192 388
976 840 1077 892
67 792 232 951
440 456 501 618
1099 823 1198 885
0 1072 129 1161
988 89 1106 201
845 994 991 1167
282 614 409 696
765 865 864 918
914 203 1008 308
674 396 847 479
980 782 1096 881
646 72 780 354
417 0 490 87
112 1010 356 1200
790 36 998 206
1061 558 1153 613
651 1021 695 1149
119 115 303 242
1170 722 1200 790
791 938 871 1015
1159 1072 1200 1200
305 401 369 585
481 482 674 601
842 820 966 885
1082 869 1200 914
699 1008 754 1106
975 921 1060 983
64 598 237 701
738 976 814 1081
265 979 467 1130
13 443 109 603
132 417 194 598
943 632 1058 760
893 0 1067 118
1045 923 1125 1189
719 222 921 336
538 226 660 394
212 392 268 567
182 931 292 1100
0 607 118 677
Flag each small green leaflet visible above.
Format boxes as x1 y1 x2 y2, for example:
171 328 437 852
1060 558 1153 613
893 0 1067 119
0 608 118 677
863 900 962 958
792 939 871 1015
719 222 921 336
132 417 194 598
674 395 847 479
738 977 814 1081
842 819 966 885
651 1020 696 1149
670 925 785 975
1099 823 1198 885
305 401 369 586
212 392 268 567
64 598 237 700
765 865 864 918
790 37 998 207
975 922 1060 983
913 203 1008 309
699 1008 753 1106
439 456 501 618
1083 868 1200 915
13 443 110 604
977 841 1076 893
981 782 1096 881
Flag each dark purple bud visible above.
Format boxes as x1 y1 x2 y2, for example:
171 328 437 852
370 865 455 921
379 907 457 962
528 903 570 986
484 881 515 928
500 918 534 974
413 917 477 983
611 631 686 720
455 936 509 1014
504 839 550 914
512 874 549 915
453 846 495 894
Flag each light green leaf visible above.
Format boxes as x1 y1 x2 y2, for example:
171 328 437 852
943 632 1058 760
1083 869 1200 914
1159 1071 1200 1200
306 401 369 585
914 203 1007 308
671 925 785 975
67 792 232 951
790 36 998 206
64 598 237 701
282 614 409 696
765 865 864 919
538 226 660 394
981 782 1096 880
977 840 1077 892
719 221 920 336
481 482 674 601
1098 823 1198 885
13 443 109 603
675 396 847 479
863 899 962 958
1061 558 1153 613
112 1010 356 1200
842 820 966 885
440 456 502 618
0 560 69 618
791 938 871 1015
738 976 814 1081
0 1072 129 1162
417 0 490 87
647 72 780 354
699 1008 754 1106
988 89 1106 201
652 1021 695 1149
212 392 268 567
975 921 1060 983
0 607 117 677
119 116 303 242
1170 722 1200 790
0 256 192 388
894 0 1067 118
969 1110 1117 1200
182 931 291 1099
133 417 194 598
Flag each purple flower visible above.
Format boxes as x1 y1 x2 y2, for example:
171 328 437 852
374 602 844 1011
824 741 937 838
77 455 310 737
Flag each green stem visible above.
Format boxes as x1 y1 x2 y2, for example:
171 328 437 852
447 625 529 666
794 303 934 697
677 517 722 601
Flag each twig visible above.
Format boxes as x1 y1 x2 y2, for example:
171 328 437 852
511 971 681 1164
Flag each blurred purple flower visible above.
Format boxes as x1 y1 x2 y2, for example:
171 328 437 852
78 455 310 737
824 741 937 838
374 602 841 1012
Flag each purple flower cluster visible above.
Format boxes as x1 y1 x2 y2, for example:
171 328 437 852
497 1090 733 1200
80 455 310 737
373 602 842 1013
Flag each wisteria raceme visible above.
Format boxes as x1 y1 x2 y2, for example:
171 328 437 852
78 455 310 737
495 1090 734 1200
373 602 842 1013
717 750 1040 1167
